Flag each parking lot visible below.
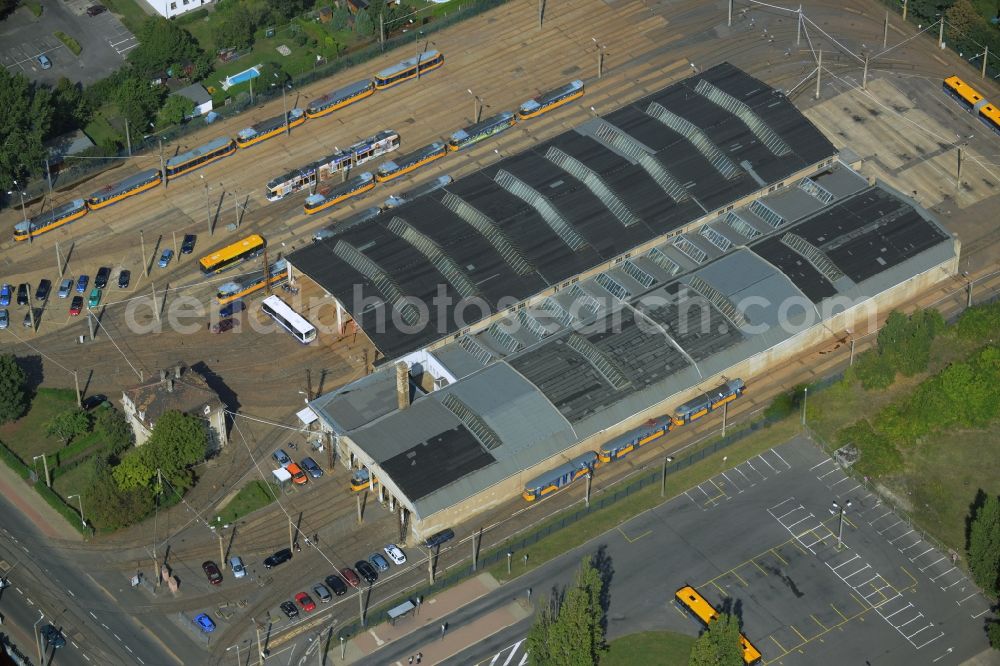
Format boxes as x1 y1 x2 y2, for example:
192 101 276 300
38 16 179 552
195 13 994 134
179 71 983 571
0 1 137 85
605 436 992 665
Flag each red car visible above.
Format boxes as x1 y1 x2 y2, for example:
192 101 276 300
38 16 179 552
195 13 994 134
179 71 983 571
202 561 223 585
69 296 83 316
295 591 316 612
341 567 361 588
211 318 235 334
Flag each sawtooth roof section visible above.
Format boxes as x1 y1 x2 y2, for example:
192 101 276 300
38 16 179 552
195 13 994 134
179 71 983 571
288 63 835 361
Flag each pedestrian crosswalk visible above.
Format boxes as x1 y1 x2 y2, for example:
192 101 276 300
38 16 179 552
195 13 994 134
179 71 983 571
477 638 528 666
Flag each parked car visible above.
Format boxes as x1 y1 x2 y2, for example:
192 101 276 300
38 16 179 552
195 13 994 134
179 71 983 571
355 560 378 584
86 5 107 16
158 249 174 268
202 561 223 585
219 299 245 318
263 548 292 569
118 270 131 289
69 296 83 316
194 613 215 633
301 457 323 479
88 288 102 308
75 275 89 293
35 279 51 301
81 394 107 410
181 234 197 254
0 309 8 329
272 449 292 468
286 463 307 485
370 553 390 572
211 318 235 334
37 54 51 69
95 267 111 288
423 528 455 549
384 544 407 565
16 283 28 306
58 278 73 298
313 583 332 603
295 591 316 612
324 574 347 596
0 284 10 306
340 568 360 588
279 601 299 618
230 556 246 579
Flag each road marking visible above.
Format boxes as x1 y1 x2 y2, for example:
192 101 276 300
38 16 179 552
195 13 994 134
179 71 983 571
775 506 803 521
751 560 769 576
809 458 832 471
897 614 924 629
720 471 741 493
113 633 121 641
617 526 651 543
909 546 935 562
829 476 853 488
769 448 791 469
789 624 807 642
817 468 839 480
89 611 97 619
888 529 914 544
67 588 75 597
929 567 956 582
756 454 778 473
769 635 786 652
770 548 788 565
956 592 978 605
830 554 861 571
877 519 905 534
919 556 947 573
786 514 815 530
810 614 826 631
883 603 913 619
971 608 990 619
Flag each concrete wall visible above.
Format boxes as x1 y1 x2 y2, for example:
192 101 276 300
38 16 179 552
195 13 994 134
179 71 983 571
405 238 958 540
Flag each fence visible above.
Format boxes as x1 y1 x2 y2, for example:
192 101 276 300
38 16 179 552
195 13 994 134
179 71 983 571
5 0 511 208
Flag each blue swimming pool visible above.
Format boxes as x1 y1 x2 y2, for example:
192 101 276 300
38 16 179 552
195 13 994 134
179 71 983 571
224 66 260 88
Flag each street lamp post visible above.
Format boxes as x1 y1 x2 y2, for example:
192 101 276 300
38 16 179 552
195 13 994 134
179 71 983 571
8 181 29 243
830 499 852 550
846 328 855 367
274 74 289 136
801 386 808 426
33 611 45 665
200 175 213 236
467 89 482 123
33 454 51 488
963 271 973 308
67 494 85 528
660 455 674 497
592 37 606 79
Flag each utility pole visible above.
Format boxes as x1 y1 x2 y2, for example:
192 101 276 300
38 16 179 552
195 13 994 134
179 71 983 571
538 0 543 29
983 46 989 79
862 55 869 90
55 242 63 278
88 312 96 341
34 454 51 488
140 230 148 277
815 50 822 100
585 471 592 508
379 14 385 51
159 138 166 186
73 371 81 408
727 0 732 27
217 530 225 569
722 400 728 437
358 587 366 627
796 5 802 46
428 550 434 584
902 0 908 21
801 386 809 426
125 116 132 157
957 145 963 188
154 469 162 590
660 455 674 497
289 520 295 551
151 282 160 322
26 282 35 332
356 493 363 524
172 231 178 257
202 178 213 236
592 38 605 79
255 620 264 666
883 11 889 49
471 531 478 572
44 158 53 198
938 17 944 49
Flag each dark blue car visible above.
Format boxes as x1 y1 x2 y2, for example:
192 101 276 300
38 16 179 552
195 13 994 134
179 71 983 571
301 457 323 478
219 300 245 318
194 613 215 633
76 275 89 293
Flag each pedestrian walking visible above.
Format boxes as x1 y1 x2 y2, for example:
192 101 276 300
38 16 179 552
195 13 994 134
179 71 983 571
408 657 413 665
416 653 422 664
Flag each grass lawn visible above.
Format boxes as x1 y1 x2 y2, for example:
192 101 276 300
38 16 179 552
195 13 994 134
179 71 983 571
486 417 803 584
601 630 694 666
24 0 42 17
85 110 123 150
214 479 279 523
0 388 78 462
54 31 82 56
887 425 1000 555
53 457 100 503
103 0 151 34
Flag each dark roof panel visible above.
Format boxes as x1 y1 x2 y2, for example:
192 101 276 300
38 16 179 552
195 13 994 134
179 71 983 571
379 425 495 500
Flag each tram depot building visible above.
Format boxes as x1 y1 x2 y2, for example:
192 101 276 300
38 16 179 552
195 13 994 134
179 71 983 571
288 63 958 540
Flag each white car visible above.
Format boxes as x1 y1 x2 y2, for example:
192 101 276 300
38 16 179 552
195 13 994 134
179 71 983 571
384 544 406 565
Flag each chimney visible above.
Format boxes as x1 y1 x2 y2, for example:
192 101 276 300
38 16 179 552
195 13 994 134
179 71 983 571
159 369 167 382
167 378 174 393
174 364 183 379
395 362 409 411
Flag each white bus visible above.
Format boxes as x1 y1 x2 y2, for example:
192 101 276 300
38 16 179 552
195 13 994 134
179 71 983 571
261 295 317 344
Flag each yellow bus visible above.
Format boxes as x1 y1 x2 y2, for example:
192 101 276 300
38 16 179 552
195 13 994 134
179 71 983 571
942 75 985 112
674 586 762 665
199 234 266 274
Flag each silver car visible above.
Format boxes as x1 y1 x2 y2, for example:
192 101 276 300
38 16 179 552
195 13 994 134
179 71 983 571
229 556 246 578
0 309 8 329
58 278 73 298
313 583 332 603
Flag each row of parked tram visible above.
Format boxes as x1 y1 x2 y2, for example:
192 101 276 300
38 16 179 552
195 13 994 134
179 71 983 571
521 379 746 502
942 75 1000 135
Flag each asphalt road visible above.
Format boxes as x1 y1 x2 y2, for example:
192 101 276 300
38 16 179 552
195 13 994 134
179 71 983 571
425 436 993 666
0 488 205 665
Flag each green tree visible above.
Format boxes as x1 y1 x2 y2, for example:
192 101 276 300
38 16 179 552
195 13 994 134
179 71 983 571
0 68 53 191
525 556 607 665
836 419 903 478
113 446 155 491
158 94 195 126
114 73 166 143
86 459 155 530
967 491 1000 596
212 6 256 50
0 354 28 424
144 410 209 489
354 9 374 36
331 6 351 30
0 0 19 20
94 406 134 458
128 17 210 80
988 619 1000 651
45 409 91 445
48 77 92 137
688 612 744 666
